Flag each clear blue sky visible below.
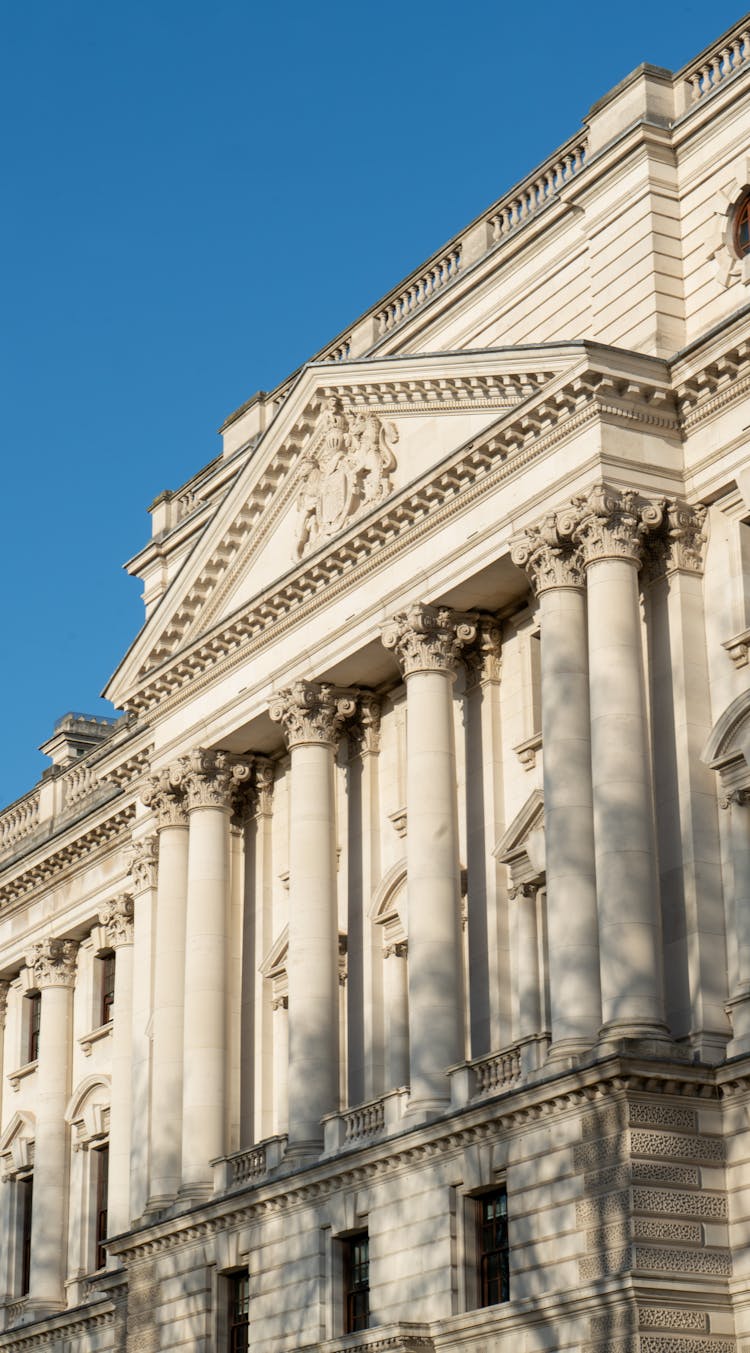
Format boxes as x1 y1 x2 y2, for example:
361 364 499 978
0 1 744 806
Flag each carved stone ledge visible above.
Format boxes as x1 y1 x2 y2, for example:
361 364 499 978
269 680 359 749
722 626 750 668
381 603 478 677
388 807 408 839
513 731 542 771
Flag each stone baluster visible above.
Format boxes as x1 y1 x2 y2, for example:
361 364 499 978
124 835 158 1222
174 748 252 1199
722 788 750 1054
25 939 78 1316
140 769 188 1208
511 515 601 1058
566 484 669 1045
382 604 476 1114
270 681 358 1156
97 894 134 1240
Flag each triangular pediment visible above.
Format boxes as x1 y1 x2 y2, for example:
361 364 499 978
105 345 590 710
494 790 545 893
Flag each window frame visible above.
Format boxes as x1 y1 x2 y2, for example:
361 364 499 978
225 1268 250 1353
734 190 750 258
341 1229 370 1335
18 1172 33 1297
98 951 116 1027
93 1143 109 1271
476 1186 509 1309
25 991 41 1065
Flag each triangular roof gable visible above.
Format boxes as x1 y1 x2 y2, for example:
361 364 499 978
105 344 587 709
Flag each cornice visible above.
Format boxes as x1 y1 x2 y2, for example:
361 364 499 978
0 804 136 912
674 335 750 430
121 368 678 716
108 1052 729 1262
0 1305 113 1351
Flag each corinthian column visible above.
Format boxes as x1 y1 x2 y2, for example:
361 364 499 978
140 769 188 1208
270 681 358 1155
511 516 601 1058
25 939 78 1316
174 749 251 1198
382 604 476 1113
566 484 668 1044
98 894 134 1239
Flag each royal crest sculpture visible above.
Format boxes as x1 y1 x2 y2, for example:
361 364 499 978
295 396 398 558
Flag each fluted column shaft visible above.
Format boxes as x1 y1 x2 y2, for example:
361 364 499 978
570 485 667 1040
98 896 134 1238
270 681 357 1154
382 605 476 1112
511 524 601 1056
141 773 188 1206
176 750 250 1196
26 940 77 1314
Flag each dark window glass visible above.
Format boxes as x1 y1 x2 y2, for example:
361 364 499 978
27 993 41 1064
19 1175 33 1296
735 193 750 257
228 1271 250 1353
94 1145 109 1270
100 953 116 1025
343 1231 370 1334
478 1188 509 1307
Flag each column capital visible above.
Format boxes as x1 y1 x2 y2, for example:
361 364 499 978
0 979 9 1026
140 767 188 828
269 680 358 749
26 938 78 989
510 513 584 594
381 603 478 677
171 748 253 812
644 500 708 581
125 834 159 893
720 786 750 810
98 893 135 948
560 483 665 567
348 693 382 757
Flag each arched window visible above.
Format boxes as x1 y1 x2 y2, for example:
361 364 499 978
734 191 750 258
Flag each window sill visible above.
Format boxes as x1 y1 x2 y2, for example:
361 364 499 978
79 1022 113 1057
7 1060 37 1092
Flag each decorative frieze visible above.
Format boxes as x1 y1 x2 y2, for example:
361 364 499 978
98 893 135 948
632 1186 727 1219
269 679 359 748
126 835 159 892
381 603 478 677
638 1310 709 1332
26 938 79 988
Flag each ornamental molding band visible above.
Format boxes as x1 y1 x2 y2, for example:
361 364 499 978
559 483 666 566
295 396 398 559
269 680 359 748
381 603 479 677
169 747 253 812
510 514 585 594
98 893 135 948
26 938 79 989
125 835 159 892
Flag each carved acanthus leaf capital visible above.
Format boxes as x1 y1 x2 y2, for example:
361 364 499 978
0 980 9 1026
348 693 382 757
464 617 503 688
98 893 135 948
561 484 665 567
26 938 79 989
720 787 750 810
644 500 708 580
125 835 159 892
381 603 478 678
383 939 408 960
170 748 253 812
510 514 584 594
140 768 188 828
269 680 359 749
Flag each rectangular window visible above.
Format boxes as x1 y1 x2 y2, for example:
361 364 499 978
343 1231 370 1334
94 1145 109 1270
19 1174 33 1296
26 992 41 1064
228 1270 250 1353
100 953 116 1026
478 1188 509 1306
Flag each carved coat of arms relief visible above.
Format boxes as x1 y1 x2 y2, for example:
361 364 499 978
295 396 398 558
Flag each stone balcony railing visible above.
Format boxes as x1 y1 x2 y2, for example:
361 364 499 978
679 17 750 106
212 1134 287 1194
323 1088 410 1155
449 1034 550 1109
0 788 41 858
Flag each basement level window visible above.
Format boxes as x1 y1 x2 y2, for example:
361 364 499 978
734 192 750 257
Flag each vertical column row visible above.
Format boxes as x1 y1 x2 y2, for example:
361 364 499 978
96 894 134 1238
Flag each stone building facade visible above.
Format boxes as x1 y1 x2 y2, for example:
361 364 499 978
2 17 750 1353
